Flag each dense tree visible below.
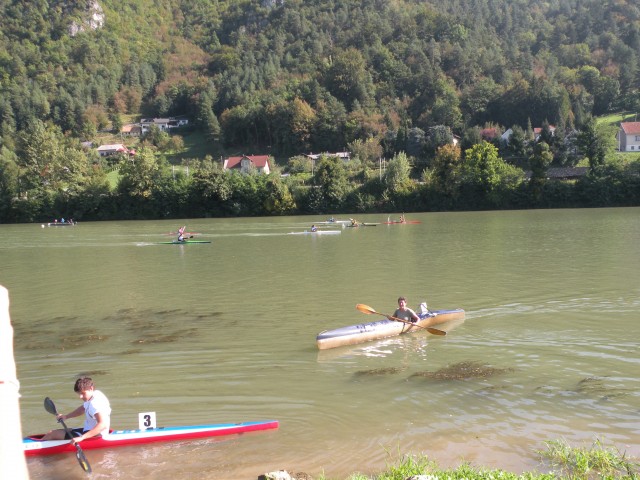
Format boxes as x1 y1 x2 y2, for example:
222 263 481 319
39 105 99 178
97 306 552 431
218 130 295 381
528 141 554 201
459 141 525 207
429 143 462 198
0 0 638 221
309 156 351 213
576 119 613 176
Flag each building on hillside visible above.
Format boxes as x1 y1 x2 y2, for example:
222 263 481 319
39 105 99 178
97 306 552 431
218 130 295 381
140 117 189 134
617 122 640 151
533 125 556 141
304 152 351 162
121 124 142 136
223 155 272 174
97 144 131 157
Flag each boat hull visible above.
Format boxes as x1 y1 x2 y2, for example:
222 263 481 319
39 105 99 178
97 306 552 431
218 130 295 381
24 420 278 456
383 221 421 224
316 309 465 350
156 240 211 244
288 230 341 235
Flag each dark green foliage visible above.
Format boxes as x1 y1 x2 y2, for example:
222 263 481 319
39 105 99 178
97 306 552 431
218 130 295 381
0 0 639 221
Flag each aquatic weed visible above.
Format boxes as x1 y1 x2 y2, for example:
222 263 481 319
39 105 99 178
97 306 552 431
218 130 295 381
540 438 639 479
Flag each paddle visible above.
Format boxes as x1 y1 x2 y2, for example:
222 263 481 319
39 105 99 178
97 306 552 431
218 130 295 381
355 304 447 336
44 397 92 473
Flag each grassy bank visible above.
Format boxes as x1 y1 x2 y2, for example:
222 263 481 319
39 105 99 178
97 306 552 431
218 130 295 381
313 439 638 480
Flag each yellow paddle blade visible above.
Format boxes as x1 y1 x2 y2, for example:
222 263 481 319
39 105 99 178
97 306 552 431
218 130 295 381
356 304 377 314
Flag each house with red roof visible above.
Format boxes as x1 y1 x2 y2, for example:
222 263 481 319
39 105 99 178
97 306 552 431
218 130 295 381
223 155 272 174
618 122 640 151
533 125 555 141
97 143 130 157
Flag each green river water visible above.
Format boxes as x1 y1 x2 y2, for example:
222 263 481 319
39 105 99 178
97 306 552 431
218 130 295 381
1 207 638 479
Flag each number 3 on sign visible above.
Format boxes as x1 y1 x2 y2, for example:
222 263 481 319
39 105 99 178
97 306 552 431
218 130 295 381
139 411 157 430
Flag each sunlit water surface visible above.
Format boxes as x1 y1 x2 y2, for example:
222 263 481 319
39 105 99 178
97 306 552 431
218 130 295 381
1 208 638 479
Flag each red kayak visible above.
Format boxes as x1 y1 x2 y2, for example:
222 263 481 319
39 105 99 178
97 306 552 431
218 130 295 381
24 420 278 456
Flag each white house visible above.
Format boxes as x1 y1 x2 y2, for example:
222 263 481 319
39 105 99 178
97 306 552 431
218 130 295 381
223 155 272 174
304 152 351 162
139 117 189 134
617 122 640 151
97 144 130 157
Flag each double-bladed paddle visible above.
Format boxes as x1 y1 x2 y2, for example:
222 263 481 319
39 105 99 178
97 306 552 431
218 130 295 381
356 304 447 336
44 397 92 473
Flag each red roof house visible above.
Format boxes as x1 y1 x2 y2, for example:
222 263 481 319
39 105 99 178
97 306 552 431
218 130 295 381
618 122 640 152
223 155 272 174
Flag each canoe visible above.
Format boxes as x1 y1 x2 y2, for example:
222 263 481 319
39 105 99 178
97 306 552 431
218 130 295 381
156 240 211 244
288 230 341 235
382 220 421 224
316 308 465 350
23 420 279 456
345 223 379 227
46 222 75 227
317 219 351 225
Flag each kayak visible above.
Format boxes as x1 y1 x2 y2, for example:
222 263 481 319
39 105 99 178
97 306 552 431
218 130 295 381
46 222 75 227
317 219 351 225
156 240 211 244
23 420 279 456
316 308 465 350
345 223 379 227
383 220 421 224
288 230 341 235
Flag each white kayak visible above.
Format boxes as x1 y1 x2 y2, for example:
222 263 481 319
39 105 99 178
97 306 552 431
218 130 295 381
288 230 342 235
316 308 465 350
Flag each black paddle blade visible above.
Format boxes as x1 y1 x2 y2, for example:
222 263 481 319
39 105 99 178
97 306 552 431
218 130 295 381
75 447 92 473
44 397 58 415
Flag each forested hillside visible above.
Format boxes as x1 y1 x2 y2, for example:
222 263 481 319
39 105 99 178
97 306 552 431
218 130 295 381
1 0 639 221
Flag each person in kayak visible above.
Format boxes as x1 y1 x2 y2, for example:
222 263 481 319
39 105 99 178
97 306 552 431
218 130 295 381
390 296 419 323
177 225 186 242
311 224 318 232
41 377 111 444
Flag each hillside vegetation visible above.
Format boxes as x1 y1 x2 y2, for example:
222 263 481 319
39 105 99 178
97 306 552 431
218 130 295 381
1 0 639 221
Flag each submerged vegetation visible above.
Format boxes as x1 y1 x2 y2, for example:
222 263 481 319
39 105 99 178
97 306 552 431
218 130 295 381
312 439 639 480
409 361 515 380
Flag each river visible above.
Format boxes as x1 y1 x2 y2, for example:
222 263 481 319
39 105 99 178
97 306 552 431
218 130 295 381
1 207 638 479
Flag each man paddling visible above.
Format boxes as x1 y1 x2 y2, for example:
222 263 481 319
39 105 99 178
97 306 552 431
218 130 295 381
177 226 186 242
41 377 111 445
390 296 419 323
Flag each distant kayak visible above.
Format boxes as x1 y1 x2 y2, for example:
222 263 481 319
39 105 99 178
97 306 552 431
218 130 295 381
345 223 379 227
46 221 75 227
317 219 351 225
156 240 211 244
288 230 341 235
382 220 421 224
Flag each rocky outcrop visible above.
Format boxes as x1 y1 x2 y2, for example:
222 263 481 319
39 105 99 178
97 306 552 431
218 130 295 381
68 0 105 36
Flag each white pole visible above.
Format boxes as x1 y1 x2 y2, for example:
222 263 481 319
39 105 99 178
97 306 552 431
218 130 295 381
0 286 30 479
